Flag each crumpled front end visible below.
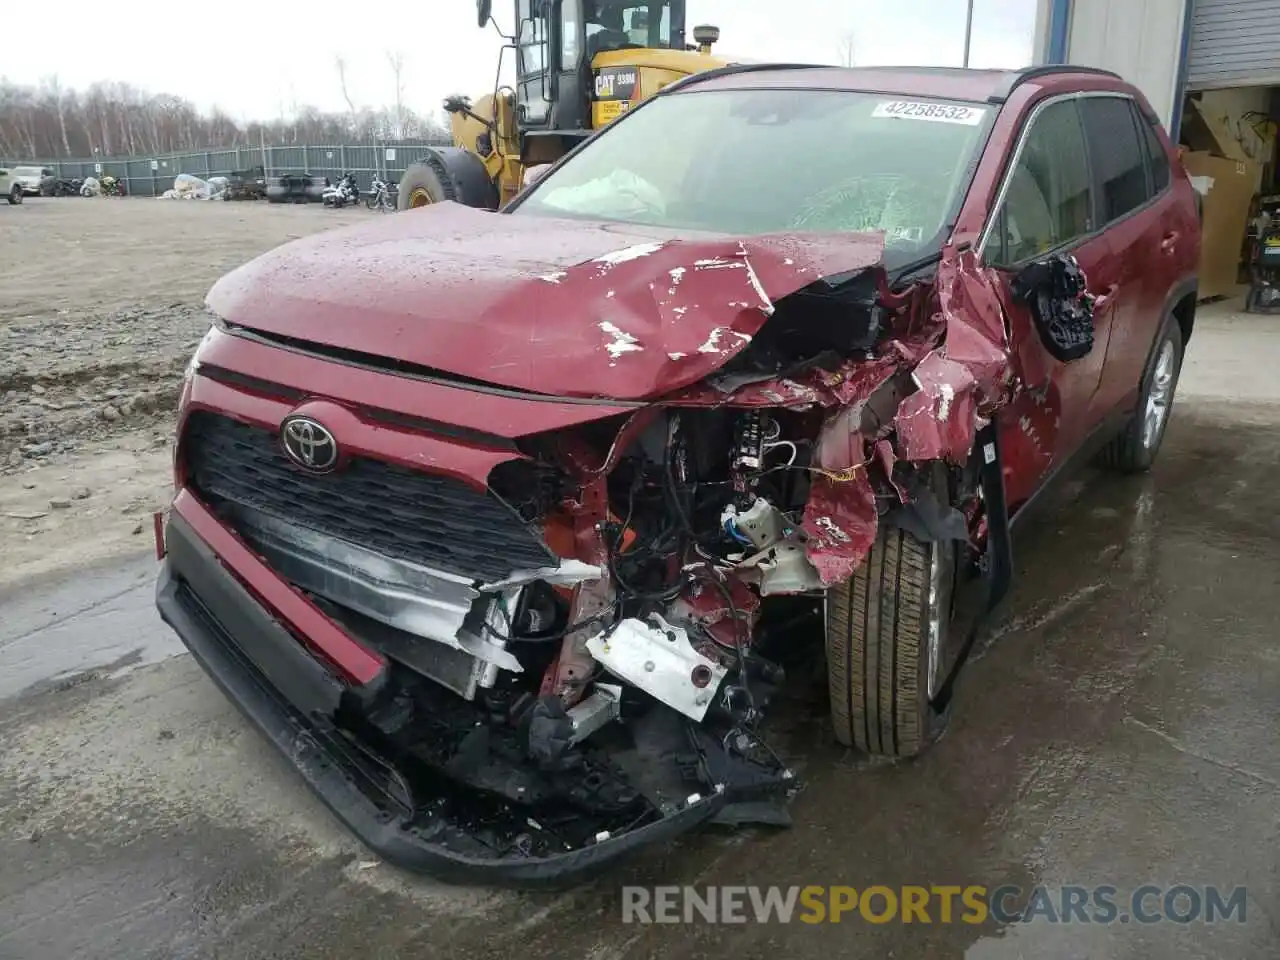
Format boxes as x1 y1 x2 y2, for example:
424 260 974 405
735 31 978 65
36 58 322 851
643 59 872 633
158 228 1022 885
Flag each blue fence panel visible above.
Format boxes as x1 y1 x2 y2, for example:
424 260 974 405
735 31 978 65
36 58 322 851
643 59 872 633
4 137 455 197
268 146 310 174
124 158 158 196
207 149 242 175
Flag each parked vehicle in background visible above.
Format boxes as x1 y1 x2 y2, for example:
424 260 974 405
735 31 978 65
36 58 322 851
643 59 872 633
40 174 85 197
157 64 1200 885
0 167 23 204
366 176 397 212
11 166 52 196
265 173 328 204
322 173 360 208
223 166 267 201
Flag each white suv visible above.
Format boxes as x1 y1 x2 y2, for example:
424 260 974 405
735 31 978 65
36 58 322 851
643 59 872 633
11 165 50 196
0 166 23 205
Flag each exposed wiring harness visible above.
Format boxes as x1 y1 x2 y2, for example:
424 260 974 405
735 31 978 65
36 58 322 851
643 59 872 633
762 439 798 467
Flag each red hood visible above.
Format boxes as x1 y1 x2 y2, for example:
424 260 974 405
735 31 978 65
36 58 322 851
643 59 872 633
207 202 885 401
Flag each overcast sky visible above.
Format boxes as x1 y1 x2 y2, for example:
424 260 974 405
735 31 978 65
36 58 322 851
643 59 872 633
4 0 1039 121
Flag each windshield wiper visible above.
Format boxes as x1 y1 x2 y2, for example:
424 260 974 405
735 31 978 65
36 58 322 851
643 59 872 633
889 250 944 289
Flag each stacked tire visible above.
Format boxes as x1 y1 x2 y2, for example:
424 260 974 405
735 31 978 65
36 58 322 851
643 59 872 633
265 174 328 204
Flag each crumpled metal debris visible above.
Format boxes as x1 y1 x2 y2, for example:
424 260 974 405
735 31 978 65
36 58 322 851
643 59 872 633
707 245 1016 585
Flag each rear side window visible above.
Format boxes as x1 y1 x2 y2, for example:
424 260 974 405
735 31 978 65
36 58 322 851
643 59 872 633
989 99 1093 264
1080 96 1149 222
1139 113 1171 194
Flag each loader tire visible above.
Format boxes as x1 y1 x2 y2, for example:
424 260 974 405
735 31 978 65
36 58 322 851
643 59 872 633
826 526 953 758
397 148 497 212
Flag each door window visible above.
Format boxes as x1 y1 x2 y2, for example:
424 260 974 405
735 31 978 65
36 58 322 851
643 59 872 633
1080 96 1149 222
1138 110 1171 194
585 2 674 52
561 0 581 64
517 0 550 123
989 99 1093 264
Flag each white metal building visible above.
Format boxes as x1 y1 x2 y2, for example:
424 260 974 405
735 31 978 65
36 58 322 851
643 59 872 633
1033 0 1280 138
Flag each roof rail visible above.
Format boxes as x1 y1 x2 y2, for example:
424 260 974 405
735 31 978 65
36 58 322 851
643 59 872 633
662 62 830 94
990 64 1124 103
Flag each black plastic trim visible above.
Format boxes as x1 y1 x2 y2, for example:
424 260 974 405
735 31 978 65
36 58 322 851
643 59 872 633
156 518 727 886
160 512 354 717
931 421 1011 711
990 64 1124 104
1161 275 1199 345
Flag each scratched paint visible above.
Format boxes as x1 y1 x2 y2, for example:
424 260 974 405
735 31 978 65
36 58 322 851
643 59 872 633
206 203 885 403
592 242 666 268
598 321 643 362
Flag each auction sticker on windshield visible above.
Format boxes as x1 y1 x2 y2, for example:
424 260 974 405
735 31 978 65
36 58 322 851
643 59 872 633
872 101 986 125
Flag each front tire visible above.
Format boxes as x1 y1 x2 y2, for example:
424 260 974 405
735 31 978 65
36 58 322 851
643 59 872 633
396 148 497 212
1097 319 1183 473
397 161 453 210
826 527 954 757
7 185 22 205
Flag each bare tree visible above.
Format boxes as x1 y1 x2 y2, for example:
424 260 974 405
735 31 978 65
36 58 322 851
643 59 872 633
43 75 72 156
334 56 359 134
0 75 452 160
387 50 406 140
837 32 857 68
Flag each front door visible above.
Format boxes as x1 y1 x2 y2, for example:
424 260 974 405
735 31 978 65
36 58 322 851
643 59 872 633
981 95 1117 507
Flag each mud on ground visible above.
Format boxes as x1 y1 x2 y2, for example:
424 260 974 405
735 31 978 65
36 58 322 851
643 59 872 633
0 199 370 587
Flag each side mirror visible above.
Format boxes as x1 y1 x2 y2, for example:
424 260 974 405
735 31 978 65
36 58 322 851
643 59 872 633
1010 254 1096 362
477 0 492 27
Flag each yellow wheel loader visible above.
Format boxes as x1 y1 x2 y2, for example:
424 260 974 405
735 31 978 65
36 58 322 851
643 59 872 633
397 0 727 212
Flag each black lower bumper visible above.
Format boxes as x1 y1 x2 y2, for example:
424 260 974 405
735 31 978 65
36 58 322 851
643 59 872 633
156 511 726 887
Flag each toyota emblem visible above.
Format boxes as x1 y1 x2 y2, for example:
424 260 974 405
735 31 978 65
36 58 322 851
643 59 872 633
280 416 339 472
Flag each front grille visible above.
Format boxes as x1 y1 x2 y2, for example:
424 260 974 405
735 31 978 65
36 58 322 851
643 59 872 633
184 411 555 583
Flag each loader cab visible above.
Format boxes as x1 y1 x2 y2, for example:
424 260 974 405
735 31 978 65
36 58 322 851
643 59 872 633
502 0 692 162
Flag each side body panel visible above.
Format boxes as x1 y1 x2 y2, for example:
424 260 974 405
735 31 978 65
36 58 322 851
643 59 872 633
1089 95 1200 420
952 73 1195 511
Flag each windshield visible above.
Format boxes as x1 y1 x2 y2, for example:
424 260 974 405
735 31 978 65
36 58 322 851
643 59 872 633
586 1 677 50
513 88 991 258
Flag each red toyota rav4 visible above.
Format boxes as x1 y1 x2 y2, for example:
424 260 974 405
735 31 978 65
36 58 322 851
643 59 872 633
156 64 1199 884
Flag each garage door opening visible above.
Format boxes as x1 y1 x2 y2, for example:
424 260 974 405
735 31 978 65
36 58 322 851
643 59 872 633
1176 85 1280 308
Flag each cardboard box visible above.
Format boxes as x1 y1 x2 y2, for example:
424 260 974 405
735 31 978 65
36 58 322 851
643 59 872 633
1182 99 1252 162
1181 151 1260 300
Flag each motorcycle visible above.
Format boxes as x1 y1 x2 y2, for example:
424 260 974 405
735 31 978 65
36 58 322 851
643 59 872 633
365 176 397 212
100 175 126 197
322 173 359 208
40 175 84 197
1244 204 1280 313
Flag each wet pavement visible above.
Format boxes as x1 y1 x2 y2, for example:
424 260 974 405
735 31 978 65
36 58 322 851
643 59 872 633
3 303 1280 959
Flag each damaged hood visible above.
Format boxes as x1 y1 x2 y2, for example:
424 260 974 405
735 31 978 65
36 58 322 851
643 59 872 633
207 201 885 401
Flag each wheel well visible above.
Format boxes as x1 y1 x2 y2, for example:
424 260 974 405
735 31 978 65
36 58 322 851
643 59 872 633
1172 290 1196 346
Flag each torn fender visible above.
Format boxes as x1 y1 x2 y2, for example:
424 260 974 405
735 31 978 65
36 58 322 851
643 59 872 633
207 201 886 403
798 247 1016 582
893 247 1013 463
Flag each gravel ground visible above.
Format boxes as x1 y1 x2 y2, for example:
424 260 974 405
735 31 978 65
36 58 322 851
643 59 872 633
0 198 369 586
